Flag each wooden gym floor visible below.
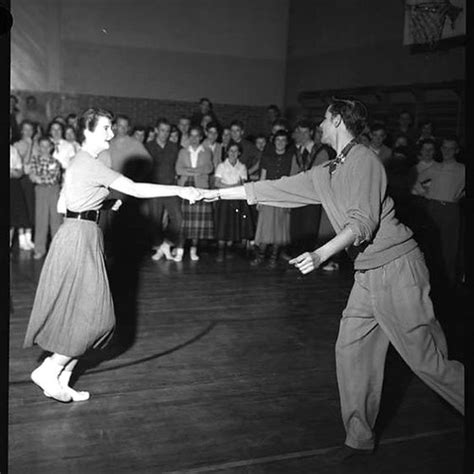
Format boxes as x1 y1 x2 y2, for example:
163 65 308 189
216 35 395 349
8 217 466 473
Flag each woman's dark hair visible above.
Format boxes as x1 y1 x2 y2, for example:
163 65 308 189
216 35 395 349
417 137 437 153
206 121 220 133
132 124 146 134
78 108 114 144
271 117 289 130
226 140 243 156
328 98 368 137
65 125 77 138
47 120 65 137
274 129 289 140
199 97 213 108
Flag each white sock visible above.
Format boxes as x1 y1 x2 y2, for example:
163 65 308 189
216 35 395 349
59 370 90 401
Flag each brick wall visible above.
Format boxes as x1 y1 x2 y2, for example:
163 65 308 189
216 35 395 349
12 90 268 137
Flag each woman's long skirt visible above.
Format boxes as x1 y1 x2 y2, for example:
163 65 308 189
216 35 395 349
24 218 115 357
254 205 290 245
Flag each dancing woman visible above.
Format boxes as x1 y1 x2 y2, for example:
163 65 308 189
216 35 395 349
24 108 200 403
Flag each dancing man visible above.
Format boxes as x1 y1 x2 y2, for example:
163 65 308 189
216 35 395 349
199 98 464 461
24 108 200 403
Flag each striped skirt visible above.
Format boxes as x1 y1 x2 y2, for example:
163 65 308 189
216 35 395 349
181 177 214 240
24 218 115 357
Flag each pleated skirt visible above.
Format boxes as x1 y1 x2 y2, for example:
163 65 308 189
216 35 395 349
23 218 115 357
254 205 290 245
181 177 214 240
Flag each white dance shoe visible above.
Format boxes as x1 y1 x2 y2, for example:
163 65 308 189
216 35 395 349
31 358 72 403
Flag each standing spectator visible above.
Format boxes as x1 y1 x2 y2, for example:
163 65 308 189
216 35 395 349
414 135 465 286
132 125 146 143
200 113 214 132
253 134 267 182
52 116 67 127
10 128 28 248
169 125 181 145
369 123 392 165
64 125 81 154
10 94 21 142
393 134 409 149
23 95 47 127
14 120 37 250
191 97 219 127
358 132 371 147
145 126 157 144
252 130 293 268
177 116 191 149
289 120 331 256
416 120 436 145
229 120 259 172
203 122 223 169
175 125 214 261
265 104 281 135
214 142 255 261
395 110 417 145
66 113 78 130
221 126 232 155
28 137 63 260
146 118 183 261
48 120 76 170
105 115 151 178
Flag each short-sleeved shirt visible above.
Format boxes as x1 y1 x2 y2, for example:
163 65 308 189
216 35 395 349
215 159 247 185
10 145 22 172
63 150 122 212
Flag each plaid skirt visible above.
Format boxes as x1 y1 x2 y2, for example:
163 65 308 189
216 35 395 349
181 177 214 240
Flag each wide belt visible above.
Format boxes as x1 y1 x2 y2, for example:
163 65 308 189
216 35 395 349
66 210 100 223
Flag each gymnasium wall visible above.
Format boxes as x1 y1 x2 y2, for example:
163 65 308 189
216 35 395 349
11 0 290 107
284 0 465 106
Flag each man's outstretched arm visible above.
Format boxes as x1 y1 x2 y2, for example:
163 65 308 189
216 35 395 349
200 171 321 208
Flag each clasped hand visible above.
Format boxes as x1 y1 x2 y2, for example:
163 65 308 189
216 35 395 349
179 188 220 203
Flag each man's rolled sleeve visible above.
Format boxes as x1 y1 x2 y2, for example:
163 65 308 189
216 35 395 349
343 156 385 246
244 171 320 208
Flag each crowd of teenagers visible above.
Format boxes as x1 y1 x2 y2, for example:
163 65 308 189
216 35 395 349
10 94 465 287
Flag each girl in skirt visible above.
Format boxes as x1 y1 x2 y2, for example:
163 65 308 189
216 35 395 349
252 130 294 268
214 142 255 261
13 120 38 251
24 108 200 403
175 125 215 261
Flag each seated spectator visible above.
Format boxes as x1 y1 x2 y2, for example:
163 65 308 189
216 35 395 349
252 130 293 268
132 125 146 143
214 142 255 261
369 123 392 165
203 121 223 169
28 136 63 259
175 125 214 261
48 120 76 170
64 125 81 154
